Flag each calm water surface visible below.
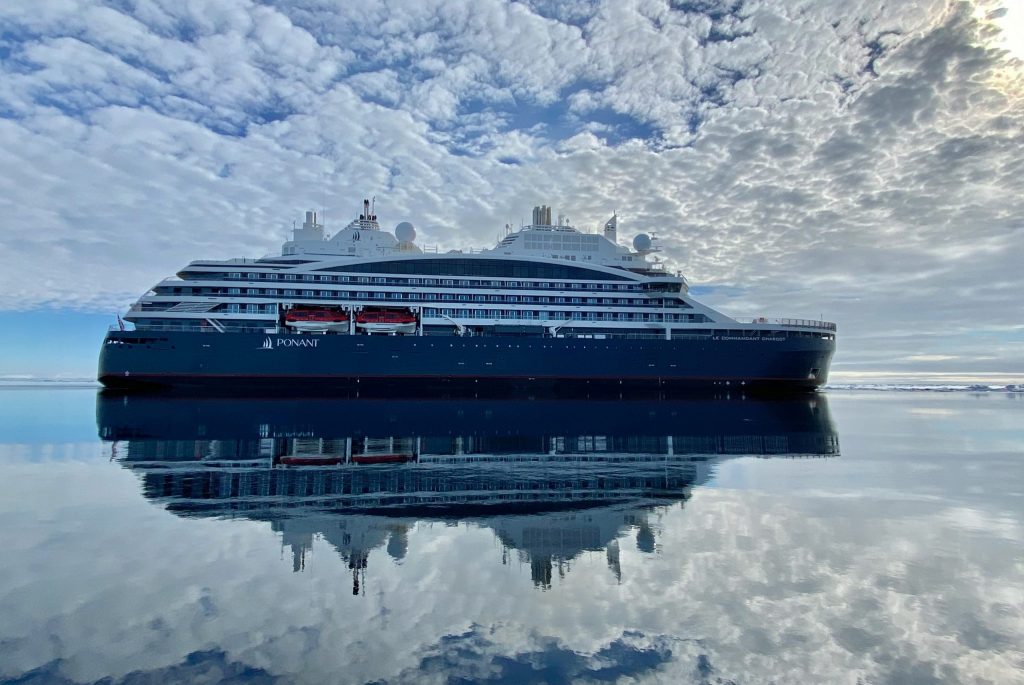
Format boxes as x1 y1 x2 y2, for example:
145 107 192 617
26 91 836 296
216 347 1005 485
0 388 1021 684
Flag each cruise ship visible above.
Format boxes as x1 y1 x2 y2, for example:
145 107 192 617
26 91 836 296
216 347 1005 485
98 200 836 390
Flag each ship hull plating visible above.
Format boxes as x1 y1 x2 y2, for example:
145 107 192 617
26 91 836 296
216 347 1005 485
99 330 834 391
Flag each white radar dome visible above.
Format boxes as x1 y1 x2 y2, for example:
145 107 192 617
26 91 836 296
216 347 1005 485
633 233 652 252
395 221 416 242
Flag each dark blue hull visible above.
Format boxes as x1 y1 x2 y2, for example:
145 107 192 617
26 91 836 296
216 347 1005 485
99 329 834 391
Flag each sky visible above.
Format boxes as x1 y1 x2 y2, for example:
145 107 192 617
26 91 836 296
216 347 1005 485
0 0 1022 381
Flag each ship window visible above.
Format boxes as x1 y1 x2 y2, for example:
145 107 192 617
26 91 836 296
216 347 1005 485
285 274 296 281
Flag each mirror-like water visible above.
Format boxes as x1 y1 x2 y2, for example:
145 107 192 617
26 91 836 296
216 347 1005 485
0 389 1021 684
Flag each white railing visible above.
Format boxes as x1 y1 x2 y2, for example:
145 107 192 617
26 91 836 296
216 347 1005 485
746 318 836 332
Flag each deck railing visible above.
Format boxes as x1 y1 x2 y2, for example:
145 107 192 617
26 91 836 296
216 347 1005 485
745 318 836 331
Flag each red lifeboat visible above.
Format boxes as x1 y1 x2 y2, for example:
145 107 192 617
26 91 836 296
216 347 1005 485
285 307 349 332
355 308 417 334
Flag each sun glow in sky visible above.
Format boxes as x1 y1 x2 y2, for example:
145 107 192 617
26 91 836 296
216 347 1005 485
980 1 1024 61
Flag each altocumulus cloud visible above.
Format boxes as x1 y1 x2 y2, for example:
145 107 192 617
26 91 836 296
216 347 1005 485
0 0 1021 379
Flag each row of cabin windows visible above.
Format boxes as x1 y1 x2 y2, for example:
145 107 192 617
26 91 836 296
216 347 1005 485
186 271 644 291
134 311 705 330
224 304 276 314
419 309 703 323
158 287 690 309
152 303 701 322
140 309 701 324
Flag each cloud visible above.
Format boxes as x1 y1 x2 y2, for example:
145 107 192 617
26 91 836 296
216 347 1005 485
0 0 1021 377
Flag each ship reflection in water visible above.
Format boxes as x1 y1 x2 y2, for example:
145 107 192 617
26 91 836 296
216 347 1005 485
97 393 839 593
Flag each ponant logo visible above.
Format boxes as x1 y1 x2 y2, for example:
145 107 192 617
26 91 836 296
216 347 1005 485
259 336 319 349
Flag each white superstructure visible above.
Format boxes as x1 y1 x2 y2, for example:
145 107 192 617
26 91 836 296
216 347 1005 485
125 200 835 339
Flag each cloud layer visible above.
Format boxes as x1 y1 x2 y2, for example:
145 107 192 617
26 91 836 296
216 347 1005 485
0 0 1022 377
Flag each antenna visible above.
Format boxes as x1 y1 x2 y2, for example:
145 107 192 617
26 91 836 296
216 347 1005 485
371 196 376 219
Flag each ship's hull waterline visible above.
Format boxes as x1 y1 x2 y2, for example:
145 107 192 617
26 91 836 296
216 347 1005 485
99 330 834 392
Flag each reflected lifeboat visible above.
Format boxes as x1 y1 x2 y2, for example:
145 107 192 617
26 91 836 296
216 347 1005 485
355 308 417 335
352 453 417 465
285 307 349 333
279 455 343 466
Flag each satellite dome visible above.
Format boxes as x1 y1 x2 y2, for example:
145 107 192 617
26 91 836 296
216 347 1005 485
395 221 416 243
633 233 652 252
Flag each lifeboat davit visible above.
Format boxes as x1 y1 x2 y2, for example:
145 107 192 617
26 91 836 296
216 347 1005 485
355 309 417 335
285 306 349 332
